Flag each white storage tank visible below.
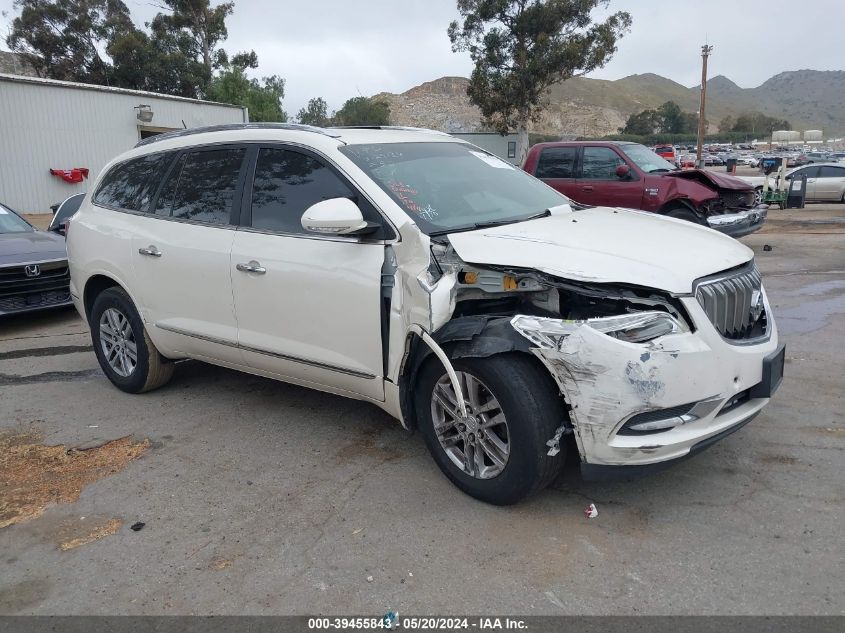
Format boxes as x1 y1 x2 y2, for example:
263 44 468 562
804 130 823 142
772 130 800 143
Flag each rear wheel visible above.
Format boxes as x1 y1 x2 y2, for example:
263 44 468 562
90 287 173 393
415 354 565 505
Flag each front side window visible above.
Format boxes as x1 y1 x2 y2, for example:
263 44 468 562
791 166 820 179
94 152 173 212
536 147 577 179
249 148 354 234
340 142 567 235
157 148 245 225
621 144 676 174
580 147 627 180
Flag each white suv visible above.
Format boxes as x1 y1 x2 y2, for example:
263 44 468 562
67 124 784 505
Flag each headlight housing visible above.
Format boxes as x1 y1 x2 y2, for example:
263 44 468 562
511 312 686 349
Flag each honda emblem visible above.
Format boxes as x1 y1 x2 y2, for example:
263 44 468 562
24 264 41 278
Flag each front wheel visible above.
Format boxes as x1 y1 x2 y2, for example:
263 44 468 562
665 207 704 224
90 287 174 393
415 353 566 505
754 187 764 205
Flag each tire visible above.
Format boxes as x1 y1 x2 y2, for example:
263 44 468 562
415 353 565 505
90 287 174 393
665 207 703 224
754 187 764 205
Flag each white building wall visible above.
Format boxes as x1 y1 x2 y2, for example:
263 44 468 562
0 74 248 213
451 133 520 164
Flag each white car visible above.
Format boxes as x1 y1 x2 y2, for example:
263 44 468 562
66 124 784 505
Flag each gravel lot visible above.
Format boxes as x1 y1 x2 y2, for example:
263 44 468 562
1 205 843 615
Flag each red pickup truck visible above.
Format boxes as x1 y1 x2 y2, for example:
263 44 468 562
522 141 766 237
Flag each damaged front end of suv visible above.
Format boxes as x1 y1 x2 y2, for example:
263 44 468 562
386 204 782 491
341 138 783 504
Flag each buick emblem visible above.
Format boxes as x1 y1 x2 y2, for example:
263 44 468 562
750 289 764 322
24 264 41 278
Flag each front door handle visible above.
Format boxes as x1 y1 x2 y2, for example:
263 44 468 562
236 261 266 275
581 185 594 192
138 246 162 257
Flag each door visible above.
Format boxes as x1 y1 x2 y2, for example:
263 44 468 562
130 146 247 363
815 165 845 201
574 146 644 208
789 165 820 200
230 146 386 400
533 146 579 198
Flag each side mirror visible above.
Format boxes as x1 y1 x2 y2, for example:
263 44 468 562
615 164 631 180
301 198 376 236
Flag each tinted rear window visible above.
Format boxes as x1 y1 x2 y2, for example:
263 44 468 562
94 152 173 212
535 147 577 178
156 148 245 225
819 166 845 178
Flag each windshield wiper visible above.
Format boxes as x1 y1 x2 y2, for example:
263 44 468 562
429 209 551 237
649 168 672 173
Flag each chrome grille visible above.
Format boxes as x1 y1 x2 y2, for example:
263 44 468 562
720 190 755 209
695 263 767 342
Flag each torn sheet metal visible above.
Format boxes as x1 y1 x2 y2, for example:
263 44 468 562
385 223 459 385
511 311 764 466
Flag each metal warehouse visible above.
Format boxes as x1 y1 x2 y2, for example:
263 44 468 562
0 73 248 214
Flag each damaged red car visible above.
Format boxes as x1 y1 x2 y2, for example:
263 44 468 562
523 141 766 238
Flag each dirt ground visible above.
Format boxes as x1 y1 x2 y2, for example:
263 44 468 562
1 204 843 615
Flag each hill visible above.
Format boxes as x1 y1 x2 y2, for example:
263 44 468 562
376 69 845 138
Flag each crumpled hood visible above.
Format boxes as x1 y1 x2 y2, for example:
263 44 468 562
0 230 67 266
446 207 753 294
663 169 753 191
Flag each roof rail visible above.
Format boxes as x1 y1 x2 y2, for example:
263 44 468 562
135 122 342 147
329 125 452 136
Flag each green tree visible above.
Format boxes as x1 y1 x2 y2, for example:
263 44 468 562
730 112 790 135
146 0 245 98
297 97 330 126
448 0 631 163
206 64 287 122
620 109 658 135
6 0 138 83
5 0 252 99
657 101 685 134
333 97 390 126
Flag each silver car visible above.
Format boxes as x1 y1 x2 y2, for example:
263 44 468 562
743 163 845 204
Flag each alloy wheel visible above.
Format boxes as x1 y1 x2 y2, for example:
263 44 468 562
99 307 138 377
430 371 510 479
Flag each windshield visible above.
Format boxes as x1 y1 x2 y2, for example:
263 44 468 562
0 204 33 234
340 142 568 234
623 144 678 173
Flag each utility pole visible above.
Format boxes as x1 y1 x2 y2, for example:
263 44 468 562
696 44 713 168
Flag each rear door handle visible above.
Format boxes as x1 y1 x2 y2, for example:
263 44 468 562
236 261 266 275
138 246 162 257
581 185 594 192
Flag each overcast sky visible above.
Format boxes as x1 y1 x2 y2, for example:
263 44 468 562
2 0 844 115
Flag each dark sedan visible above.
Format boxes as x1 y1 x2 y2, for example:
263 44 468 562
0 202 72 316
